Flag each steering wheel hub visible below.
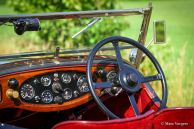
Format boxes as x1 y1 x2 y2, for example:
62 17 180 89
126 74 138 86
118 65 141 93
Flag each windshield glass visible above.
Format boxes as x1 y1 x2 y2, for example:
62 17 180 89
0 15 142 57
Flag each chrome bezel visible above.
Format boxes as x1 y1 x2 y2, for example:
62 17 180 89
63 88 72 100
20 84 35 100
41 90 53 103
61 73 71 84
41 76 52 87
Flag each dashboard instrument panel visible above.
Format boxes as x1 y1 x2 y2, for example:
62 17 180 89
0 64 117 112
19 71 89 104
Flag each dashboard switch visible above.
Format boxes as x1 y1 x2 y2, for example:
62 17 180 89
6 89 19 99
54 96 63 104
33 78 40 84
34 96 41 102
6 89 20 106
73 90 79 97
8 78 19 89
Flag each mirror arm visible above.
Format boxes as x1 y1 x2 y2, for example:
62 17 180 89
145 38 154 48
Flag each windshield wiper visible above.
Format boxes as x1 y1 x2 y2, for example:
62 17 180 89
72 17 101 38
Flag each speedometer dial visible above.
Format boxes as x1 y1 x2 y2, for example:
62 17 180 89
20 84 35 100
77 76 89 93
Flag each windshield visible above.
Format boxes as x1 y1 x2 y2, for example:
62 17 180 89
0 14 143 57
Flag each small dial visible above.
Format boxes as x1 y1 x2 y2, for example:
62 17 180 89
77 76 89 92
107 71 117 81
20 84 35 100
54 96 63 104
106 71 120 87
63 88 72 100
33 78 40 84
52 82 62 93
61 73 71 84
41 76 51 86
41 90 53 103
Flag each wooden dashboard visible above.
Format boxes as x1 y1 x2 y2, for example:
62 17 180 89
0 64 117 112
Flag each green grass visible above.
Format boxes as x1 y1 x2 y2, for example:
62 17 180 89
0 0 194 107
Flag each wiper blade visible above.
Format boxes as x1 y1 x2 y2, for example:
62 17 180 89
72 17 101 38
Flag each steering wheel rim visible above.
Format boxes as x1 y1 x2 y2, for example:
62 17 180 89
86 36 168 119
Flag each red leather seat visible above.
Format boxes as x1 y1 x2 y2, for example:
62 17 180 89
52 110 155 129
52 108 194 129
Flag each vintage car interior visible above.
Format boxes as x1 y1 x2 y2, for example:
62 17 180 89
0 3 193 129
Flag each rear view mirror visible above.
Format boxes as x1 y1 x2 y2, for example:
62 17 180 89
153 20 166 44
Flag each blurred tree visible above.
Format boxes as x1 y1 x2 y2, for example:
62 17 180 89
0 0 6 4
7 0 127 49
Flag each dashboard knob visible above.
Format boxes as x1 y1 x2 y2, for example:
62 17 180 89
34 96 41 102
73 90 79 97
54 96 63 104
8 78 19 89
6 89 19 99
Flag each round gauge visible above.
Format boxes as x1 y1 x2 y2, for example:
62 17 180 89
77 76 89 92
41 90 53 103
20 84 35 100
52 82 62 93
41 76 52 87
61 73 71 84
63 88 72 100
107 71 119 86
107 71 118 82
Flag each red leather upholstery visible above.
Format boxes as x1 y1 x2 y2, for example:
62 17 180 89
52 108 194 129
82 84 160 120
52 110 155 129
153 107 194 129
52 83 194 129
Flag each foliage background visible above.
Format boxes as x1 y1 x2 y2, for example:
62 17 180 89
6 0 127 49
0 0 194 107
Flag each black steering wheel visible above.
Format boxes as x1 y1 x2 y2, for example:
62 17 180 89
86 36 168 119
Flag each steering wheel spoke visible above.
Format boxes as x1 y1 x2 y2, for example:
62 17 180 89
141 74 162 83
94 82 113 88
128 94 140 116
112 41 124 70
